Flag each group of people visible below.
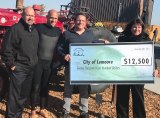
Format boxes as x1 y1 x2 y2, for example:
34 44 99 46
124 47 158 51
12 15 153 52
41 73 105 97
1 7 61 118
0 5 158 118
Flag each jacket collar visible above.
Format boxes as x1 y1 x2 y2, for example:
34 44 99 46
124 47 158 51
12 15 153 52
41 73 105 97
19 18 35 32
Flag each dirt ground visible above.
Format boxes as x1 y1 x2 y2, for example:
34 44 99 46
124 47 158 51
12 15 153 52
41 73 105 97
0 73 160 118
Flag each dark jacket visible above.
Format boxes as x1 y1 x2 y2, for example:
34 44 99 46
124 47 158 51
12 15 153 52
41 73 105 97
118 32 150 42
57 28 98 58
1 18 39 69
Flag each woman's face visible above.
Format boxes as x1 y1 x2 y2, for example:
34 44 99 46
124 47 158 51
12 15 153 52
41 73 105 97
131 23 142 36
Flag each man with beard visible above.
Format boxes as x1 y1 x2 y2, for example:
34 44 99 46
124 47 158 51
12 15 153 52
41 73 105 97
1 7 39 118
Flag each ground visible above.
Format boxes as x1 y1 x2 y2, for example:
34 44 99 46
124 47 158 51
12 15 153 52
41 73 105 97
0 73 160 118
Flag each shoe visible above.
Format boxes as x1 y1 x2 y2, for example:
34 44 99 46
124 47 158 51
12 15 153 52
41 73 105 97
60 109 70 118
79 112 89 118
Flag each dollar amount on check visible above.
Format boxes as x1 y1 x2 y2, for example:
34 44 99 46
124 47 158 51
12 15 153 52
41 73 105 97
121 57 152 66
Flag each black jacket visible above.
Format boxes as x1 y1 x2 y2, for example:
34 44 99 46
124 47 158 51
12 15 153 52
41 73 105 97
118 32 150 42
1 18 39 69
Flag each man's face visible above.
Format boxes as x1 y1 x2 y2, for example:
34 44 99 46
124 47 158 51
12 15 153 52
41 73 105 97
75 15 87 30
69 20 75 29
47 11 58 27
22 7 35 26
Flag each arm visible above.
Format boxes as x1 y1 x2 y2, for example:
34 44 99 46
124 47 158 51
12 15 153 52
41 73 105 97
154 59 159 77
154 46 159 77
56 33 70 62
1 27 16 70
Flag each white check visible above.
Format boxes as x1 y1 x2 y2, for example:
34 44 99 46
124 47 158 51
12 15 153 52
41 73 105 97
70 42 154 84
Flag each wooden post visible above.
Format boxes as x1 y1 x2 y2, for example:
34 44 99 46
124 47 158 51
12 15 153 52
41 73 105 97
139 0 144 17
16 0 24 9
111 85 117 105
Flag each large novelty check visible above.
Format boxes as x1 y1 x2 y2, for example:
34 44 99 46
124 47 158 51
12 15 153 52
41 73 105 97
70 42 154 84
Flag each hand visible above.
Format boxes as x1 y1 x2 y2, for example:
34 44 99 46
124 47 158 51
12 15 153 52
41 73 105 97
11 66 16 71
154 69 159 77
104 40 110 44
99 39 110 44
64 54 71 62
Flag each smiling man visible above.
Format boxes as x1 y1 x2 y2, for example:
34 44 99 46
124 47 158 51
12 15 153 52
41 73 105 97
57 12 98 118
1 7 39 118
30 9 61 118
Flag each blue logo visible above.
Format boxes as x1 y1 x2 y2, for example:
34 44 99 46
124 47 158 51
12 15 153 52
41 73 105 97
73 48 84 56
